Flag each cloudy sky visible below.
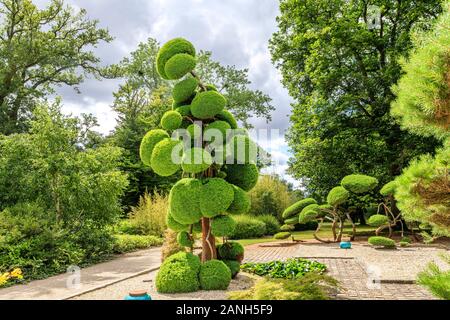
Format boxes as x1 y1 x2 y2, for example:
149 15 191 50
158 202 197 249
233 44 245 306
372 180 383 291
35 0 297 187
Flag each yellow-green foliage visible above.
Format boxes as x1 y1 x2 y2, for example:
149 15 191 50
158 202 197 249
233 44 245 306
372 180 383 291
161 229 185 262
211 215 236 237
181 147 212 174
391 2 450 140
368 236 396 248
341 174 378 194
282 198 317 219
161 111 182 131
224 164 259 191
150 138 182 176
169 178 203 225
380 180 398 196
172 77 198 103
274 232 291 240
156 38 196 80
199 259 232 290
113 234 163 253
191 90 227 119
367 214 390 227
228 185 251 215
139 129 169 167
128 192 168 237
327 186 349 206
200 178 235 218
164 53 196 80
156 252 201 293
417 254 450 299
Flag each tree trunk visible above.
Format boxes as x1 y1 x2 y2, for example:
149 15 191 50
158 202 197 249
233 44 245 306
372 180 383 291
201 217 216 262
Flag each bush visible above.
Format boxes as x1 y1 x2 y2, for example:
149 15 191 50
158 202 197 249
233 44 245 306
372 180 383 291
368 236 396 248
191 91 227 119
172 77 198 103
298 204 320 223
417 254 450 300
367 214 390 227
280 224 295 232
127 192 168 237
139 129 169 167
282 198 317 219
223 260 240 278
199 178 234 218
150 138 182 176
216 110 238 129
284 216 299 225
241 259 327 279
341 174 379 194
223 164 259 192
169 178 203 225
177 231 194 247
112 235 163 254
217 242 244 261
161 111 182 131
380 181 397 196
199 259 232 290
255 215 280 235
227 185 251 215
181 147 212 174
274 232 291 240
156 252 201 293
211 215 236 237
156 38 196 80
228 273 339 300
228 215 266 239
161 229 185 262
164 53 196 80
327 186 349 206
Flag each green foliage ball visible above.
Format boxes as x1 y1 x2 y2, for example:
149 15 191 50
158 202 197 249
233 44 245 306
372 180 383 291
199 178 234 218
164 53 196 80
191 91 227 119
223 260 240 278
204 120 231 139
169 178 203 225
368 236 396 248
166 211 189 232
156 38 196 80
173 77 198 103
227 185 251 214
284 216 299 225
274 232 291 240
282 198 317 219
211 215 236 237
181 147 212 174
223 164 259 191
217 241 244 261
177 231 194 247
298 204 320 224
139 129 169 167
327 186 350 206
227 135 258 164
175 105 191 117
186 123 202 140
199 259 232 290
216 110 238 129
341 174 379 194
280 224 295 232
155 252 200 293
161 110 182 131
150 138 182 176
367 214 390 227
380 181 397 196
228 215 266 239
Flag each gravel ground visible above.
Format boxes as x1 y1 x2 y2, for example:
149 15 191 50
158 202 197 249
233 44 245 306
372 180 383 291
70 271 255 300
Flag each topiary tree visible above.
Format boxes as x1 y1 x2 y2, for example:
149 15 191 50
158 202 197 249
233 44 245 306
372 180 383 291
141 38 260 292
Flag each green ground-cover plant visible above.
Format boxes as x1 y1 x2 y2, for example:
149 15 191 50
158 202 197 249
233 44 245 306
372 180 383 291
241 258 327 279
417 254 450 300
112 234 163 254
368 236 396 249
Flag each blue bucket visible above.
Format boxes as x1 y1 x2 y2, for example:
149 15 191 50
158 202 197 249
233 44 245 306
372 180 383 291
339 241 352 249
124 290 152 300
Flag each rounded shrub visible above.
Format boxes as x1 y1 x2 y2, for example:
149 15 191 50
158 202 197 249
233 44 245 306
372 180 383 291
161 110 182 131
155 252 200 293
164 53 196 80
227 135 258 164
156 38 196 80
199 259 232 290
327 186 350 206
282 198 317 219
367 214 390 227
284 216 299 225
368 236 396 248
199 178 234 218
380 180 397 196
223 260 240 278
186 123 202 140
280 224 295 232
181 147 212 174
205 120 231 138
274 232 291 240
298 204 320 223
341 174 379 194
173 77 198 103
177 231 194 247
217 241 244 261
223 164 259 191
216 110 238 129
140 129 170 167
166 211 189 232
227 185 251 214
228 215 266 239
169 178 203 224
255 215 280 235
211 215 236 237
191 91 227 119
175 105 191 117
150 138 182 176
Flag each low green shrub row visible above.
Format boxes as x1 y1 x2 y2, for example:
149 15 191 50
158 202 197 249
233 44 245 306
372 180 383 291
368 236 396 248
112 234 163 254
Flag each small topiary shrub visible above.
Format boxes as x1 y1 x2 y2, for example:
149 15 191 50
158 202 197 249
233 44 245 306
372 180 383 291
164 53 196 80
191 91 227 119
326 186 349 206
280 224 295 232
169 178 203 225
156 38 196 80
341 174 379 194
284 216 299 225
380 180 397 196
199 259 232 290
255 215 280 235
274 232 291 240
223 260 240 278
282 198 317 219
224 164 259 191
211 215 236 237
181 147 212 174
175 105 191 117
367 214 389 227
228 215 266 239
156 252 200 293
150 138 182 176
399 241 410 247
217 241 244 261
139 129 170 167
199 178 234 218
205 120 231 138
368 236 396 248
161 110 182 131
227 185 251 214
216 110 238 129
177 231 194 247
172 77 198 103
186 123 202 140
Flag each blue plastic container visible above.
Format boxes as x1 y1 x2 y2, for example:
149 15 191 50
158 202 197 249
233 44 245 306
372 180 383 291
339 241 352 249
124 291 152 300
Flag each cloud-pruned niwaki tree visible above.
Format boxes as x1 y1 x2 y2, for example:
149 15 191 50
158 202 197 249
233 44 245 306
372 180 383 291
139 38 259 293
391 2 450 238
